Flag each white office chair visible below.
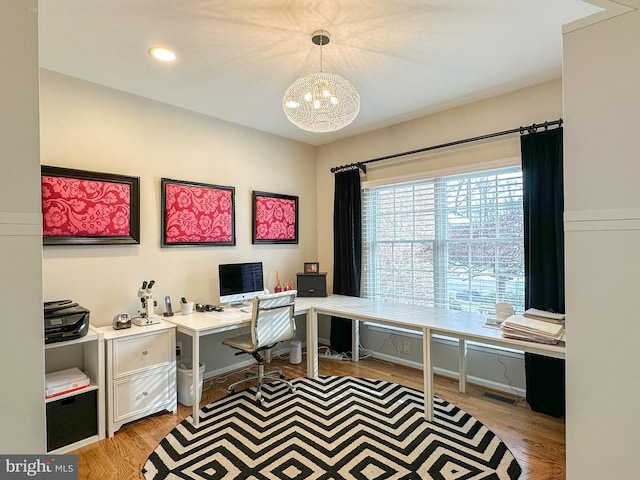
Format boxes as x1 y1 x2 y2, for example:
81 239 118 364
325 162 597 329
222 290 297 404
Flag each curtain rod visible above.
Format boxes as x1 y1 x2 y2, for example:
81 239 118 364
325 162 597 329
330 118 563 174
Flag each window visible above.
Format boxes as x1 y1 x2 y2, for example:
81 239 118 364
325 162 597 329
362 166 524 315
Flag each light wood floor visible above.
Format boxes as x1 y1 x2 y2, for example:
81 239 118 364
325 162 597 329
72 357 565 479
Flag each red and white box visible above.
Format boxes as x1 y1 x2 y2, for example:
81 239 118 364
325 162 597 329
45 367 90 398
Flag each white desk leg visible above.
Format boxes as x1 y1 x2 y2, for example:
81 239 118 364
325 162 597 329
352 319 360 362
192 332 200 426
423 327 434 422
306 309 318 378
459 338 467 394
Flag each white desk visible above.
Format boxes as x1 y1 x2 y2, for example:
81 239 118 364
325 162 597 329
304 295 565 421
166 300 315 425
167 295 565 425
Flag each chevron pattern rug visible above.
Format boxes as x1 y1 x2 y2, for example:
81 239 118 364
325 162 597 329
143 376 521 479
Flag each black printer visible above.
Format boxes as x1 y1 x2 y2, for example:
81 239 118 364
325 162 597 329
44 300 90 344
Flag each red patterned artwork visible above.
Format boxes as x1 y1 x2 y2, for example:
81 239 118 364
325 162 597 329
254 195 297 241
42 175 131 237
164 182 234 244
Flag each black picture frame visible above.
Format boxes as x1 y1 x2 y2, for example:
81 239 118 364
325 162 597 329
252 191 299 244
304 262 320 274
41 166 140 246
161 178 236 247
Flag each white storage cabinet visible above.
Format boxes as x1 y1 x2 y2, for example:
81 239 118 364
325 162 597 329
44 327 105 453
98 322 177 437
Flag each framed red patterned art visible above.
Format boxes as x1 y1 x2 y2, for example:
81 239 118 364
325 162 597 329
41 166 140 245
161 178 235 247
252 191 298 244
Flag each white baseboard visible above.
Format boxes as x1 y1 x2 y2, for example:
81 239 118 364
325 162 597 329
433 366 525 397
368 351 525 397
318 338 525 395
201 339 525 397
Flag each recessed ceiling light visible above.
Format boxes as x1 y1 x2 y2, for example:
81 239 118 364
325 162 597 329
149 47 176 62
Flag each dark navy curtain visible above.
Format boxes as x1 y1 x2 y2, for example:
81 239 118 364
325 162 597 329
330 168 362 354
521 127 565 417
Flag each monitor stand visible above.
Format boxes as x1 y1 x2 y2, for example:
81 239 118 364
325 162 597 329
228 300 248 308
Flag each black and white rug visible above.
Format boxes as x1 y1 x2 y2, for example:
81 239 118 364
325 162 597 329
143 376 521 479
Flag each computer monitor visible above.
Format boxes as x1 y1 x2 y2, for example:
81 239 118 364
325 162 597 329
218 262 265 306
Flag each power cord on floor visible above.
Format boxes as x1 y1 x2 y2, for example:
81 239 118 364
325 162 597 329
497 354 523 398
202 365 256 392
355 332 400 368
318 344 350 360
357 342 373 360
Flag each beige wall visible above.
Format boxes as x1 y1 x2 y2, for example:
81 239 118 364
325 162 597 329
0 0 45 453
39 70 317 328
314 79 563 368
315 79 563 292
563 5 640 478
38 71 564 389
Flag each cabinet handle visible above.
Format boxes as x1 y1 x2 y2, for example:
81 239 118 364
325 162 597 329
143 391 148 396
142 350 148 355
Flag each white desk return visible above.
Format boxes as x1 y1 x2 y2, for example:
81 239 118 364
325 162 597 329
304 295 565 422
168 296 565 426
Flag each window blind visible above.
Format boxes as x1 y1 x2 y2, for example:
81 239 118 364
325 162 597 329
362 166 524 315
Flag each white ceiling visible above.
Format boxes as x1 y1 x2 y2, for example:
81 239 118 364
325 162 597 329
37 0 602 146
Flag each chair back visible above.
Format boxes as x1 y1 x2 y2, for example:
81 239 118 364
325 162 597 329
250 290 297 349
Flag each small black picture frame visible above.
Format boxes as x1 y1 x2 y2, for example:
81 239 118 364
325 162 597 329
304 262 319 274
252 191 299 244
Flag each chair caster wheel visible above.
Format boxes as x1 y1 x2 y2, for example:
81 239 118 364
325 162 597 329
227 387 234 395
279 373 285 379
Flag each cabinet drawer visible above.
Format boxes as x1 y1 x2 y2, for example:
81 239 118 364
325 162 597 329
113 368 175 422
46 390 97 452
112 330 172 378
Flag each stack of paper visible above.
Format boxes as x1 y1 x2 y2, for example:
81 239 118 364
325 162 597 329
45 367 90 398
523 308 565 324
501 314 565 344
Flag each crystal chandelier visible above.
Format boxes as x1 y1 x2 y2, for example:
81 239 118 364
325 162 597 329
283 31 360 133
